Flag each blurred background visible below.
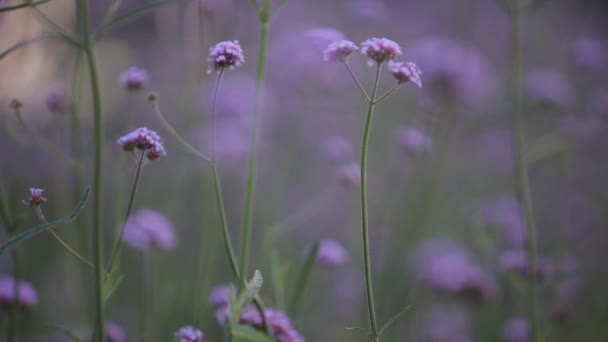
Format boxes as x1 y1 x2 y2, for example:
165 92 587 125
1 0 608 341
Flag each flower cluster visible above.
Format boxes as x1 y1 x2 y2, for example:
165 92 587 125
322 40 358 62
388 61 422 87
22 188 47 207
173 326 204 342
122 209 176 252
311 239 350 268
119 66 149 92
116 127 166 161
0 275 38 310
360 37 402 65
206 40 245 74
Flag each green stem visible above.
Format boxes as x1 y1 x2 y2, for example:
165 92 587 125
509 3 540 341
78 0 105 340
360 64 382 341
240 0 270 291
288 241 318 318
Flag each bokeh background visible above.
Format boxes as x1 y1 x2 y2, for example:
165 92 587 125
1 0 608 341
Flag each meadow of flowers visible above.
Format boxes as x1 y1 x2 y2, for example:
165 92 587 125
0 0 607 341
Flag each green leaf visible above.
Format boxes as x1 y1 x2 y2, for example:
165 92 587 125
237 270 264 310
0 188 90 255
230 324 274 342
269 250 289 308
102 273 125 303
378 305 411 337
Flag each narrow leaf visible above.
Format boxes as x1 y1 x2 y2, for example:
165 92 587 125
288 240 318 317
0 188 90 255
378 305 411 337
230 324 274 342
237 270 264 310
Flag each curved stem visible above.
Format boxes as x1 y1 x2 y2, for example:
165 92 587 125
343 62 371 102
360 64 382 341
78 0 105 340
509 3 540 341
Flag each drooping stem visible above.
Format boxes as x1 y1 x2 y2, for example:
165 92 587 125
78 0 106 340
239 0 271 289
360 64 382 341
509 3 540 341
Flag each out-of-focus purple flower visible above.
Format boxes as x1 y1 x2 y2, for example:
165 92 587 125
173 326 203 342
396 126 432 155
44 83 68 113
477 195 527 248
556 115 599 140
209 283 233 309
573 36 606 70
239 307 305 342
322 136 354 162
360 37 402 66
502 317 530 342
416 306 472 342
408 37 497 107
117 127 166 161
388 61 422 87
308 239 350 268
349 0 388 21
106 322 126 342
336 162 360 187
0 275 38 310
119 66 149 92
523 68 573 109
322 40 358 62
412 238 498 302
22 188 47 207
122 209 176 252
499 249 553 282
206 40 245 74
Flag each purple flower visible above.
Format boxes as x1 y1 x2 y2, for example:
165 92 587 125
477 195 527 248
122 209 176 252
523 68 573 108
309 239 350 268
502 317 530 342
322 40 358 62
209 284 233 308
0 275 38 310
387 61 422 87
173 326 203 342
573 36 607 70
22 188 47 207
360 37 402 66
499 249 553 282
206 40 245 74
322 136 354 162
396 126 432 155
336 162 360 187
239 307 304 342
106 322 126 342
117 127 166 161
44 83 68 113
119 66 149 92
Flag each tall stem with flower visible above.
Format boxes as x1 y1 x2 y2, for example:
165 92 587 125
322 38 422 341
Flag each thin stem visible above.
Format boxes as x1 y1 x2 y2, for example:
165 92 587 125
360 64 382 341
0 0 52 12
32 6 81 46
343 63 371 102
374 83 401 105
78 0 105 340
105 152 145 275
240 0 270 290
509 3 540 341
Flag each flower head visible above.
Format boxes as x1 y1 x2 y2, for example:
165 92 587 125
388 61 422 87
117 127 166 161
239 307 305 342
44 83 68 113
310 239 350 268
0 275 38 310
360 37 402 66
106 322 126 342
322 40 358 62
22 188 47 207
336 162 360 187
123 209 176 252
119 66 149 92
207 40 245 74
173 326 204 342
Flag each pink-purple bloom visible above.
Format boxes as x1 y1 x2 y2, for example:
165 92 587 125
322 40 358 62
44 83 68 113
0 275 38 310
106 322 126 342
173 326 203 342
206 40 245 74
239 307 305 342
388 61 422 87
336 162 361 187
360 37 402 66
309 239 350 268
396 126 432 155
119 66 149 92
523 68 573 108
122 209 176 252
499 249 553 282
117 127 166 160
22 188 47 207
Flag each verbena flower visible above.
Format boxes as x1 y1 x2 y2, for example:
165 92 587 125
117 127 166 161
22 188 47 207
499 249 553 282
523 68 573 109
106 322 126 342
209 284 234 325
322 136 354 162
44 83 68 113
119 66 149 92
388 61 422 87
396 126 432 155
206 40 245 74
239 307 305 342
122 209 176 252
311 239 350 268
0 275 38 310
477 196 527 248
360 37 402 66
337 162 361 187
173 326 204 342
573 35 606 70
322 40 358 62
